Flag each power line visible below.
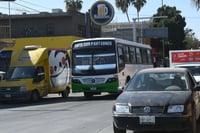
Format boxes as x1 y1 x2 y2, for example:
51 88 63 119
0 6 31 13
13 2 41 13
18 0 52 10
0 0 54 14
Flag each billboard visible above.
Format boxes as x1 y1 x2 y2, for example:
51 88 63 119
171 51 200 63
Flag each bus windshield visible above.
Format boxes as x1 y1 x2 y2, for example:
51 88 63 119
72 49 117 76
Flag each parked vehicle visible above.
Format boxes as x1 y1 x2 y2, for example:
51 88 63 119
113 67 200 133
169 49 200 83
0 47 12 73
71 38 153 98
0 45 71 102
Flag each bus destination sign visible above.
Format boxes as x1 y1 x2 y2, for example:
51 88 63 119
73 41 114 49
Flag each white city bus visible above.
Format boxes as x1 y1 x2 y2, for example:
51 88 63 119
71 38 153 97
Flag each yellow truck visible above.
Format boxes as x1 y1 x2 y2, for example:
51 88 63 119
0 47 12 73
0 45 71 101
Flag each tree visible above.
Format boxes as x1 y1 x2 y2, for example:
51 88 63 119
130 0 147 22
115 0 130 22
64 0 83 12
115 0 147 22
192 0 200 10
184 28 200 49
152 5 186 51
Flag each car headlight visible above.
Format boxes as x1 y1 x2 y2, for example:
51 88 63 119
114 104 130 114
20 84 26 92
167 105 184 113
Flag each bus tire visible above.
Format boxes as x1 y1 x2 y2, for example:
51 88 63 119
61 87 70 98
31 90 40 102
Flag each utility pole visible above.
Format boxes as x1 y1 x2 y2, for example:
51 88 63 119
0 0 15 38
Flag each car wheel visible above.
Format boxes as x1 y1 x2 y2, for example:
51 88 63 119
31 90 40 102
61 87 70 98
188 106 198 133
113 123 126 133
196 118 200 133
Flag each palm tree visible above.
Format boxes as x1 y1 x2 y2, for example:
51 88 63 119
130 0 147 22
192 0 200 10
64 0 83 12
115 0 130 22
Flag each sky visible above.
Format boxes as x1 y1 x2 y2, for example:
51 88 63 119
0 0 200 39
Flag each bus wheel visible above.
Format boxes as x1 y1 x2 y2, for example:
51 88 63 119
61 87 70 98
31 90 40 102
84 92 93 98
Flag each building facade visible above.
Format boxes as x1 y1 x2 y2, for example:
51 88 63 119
0 9 101 48
0 10 101 38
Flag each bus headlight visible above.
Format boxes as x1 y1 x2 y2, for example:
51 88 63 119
20 84 26 92
72 78 81 84
107 76 118 83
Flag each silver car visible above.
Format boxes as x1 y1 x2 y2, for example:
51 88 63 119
113 67 200 133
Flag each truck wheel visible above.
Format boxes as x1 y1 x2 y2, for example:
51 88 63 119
61 87 70 98
31 90 40 102
113 123 126 133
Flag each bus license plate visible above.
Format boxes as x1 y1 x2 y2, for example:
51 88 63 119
90 87 96 90
139 116 155 125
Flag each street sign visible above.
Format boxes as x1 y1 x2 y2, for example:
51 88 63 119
142 27 168 38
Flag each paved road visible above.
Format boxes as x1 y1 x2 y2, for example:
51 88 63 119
0 93 121 133
0 93 185 133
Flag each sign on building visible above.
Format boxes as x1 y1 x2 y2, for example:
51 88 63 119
90 1 114 26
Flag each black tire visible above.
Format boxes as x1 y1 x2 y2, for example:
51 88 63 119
61 87 70 98
31 90 40 102
188 106 199 133
113 123 126 133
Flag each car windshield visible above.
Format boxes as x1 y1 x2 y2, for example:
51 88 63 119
6 66 36 80
126 72 188 91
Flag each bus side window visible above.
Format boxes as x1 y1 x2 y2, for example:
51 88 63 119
129 46 136 64
136 48 142 64
117 46 125 71
147 49 152 64
124 45 129 64
141 48 148 64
